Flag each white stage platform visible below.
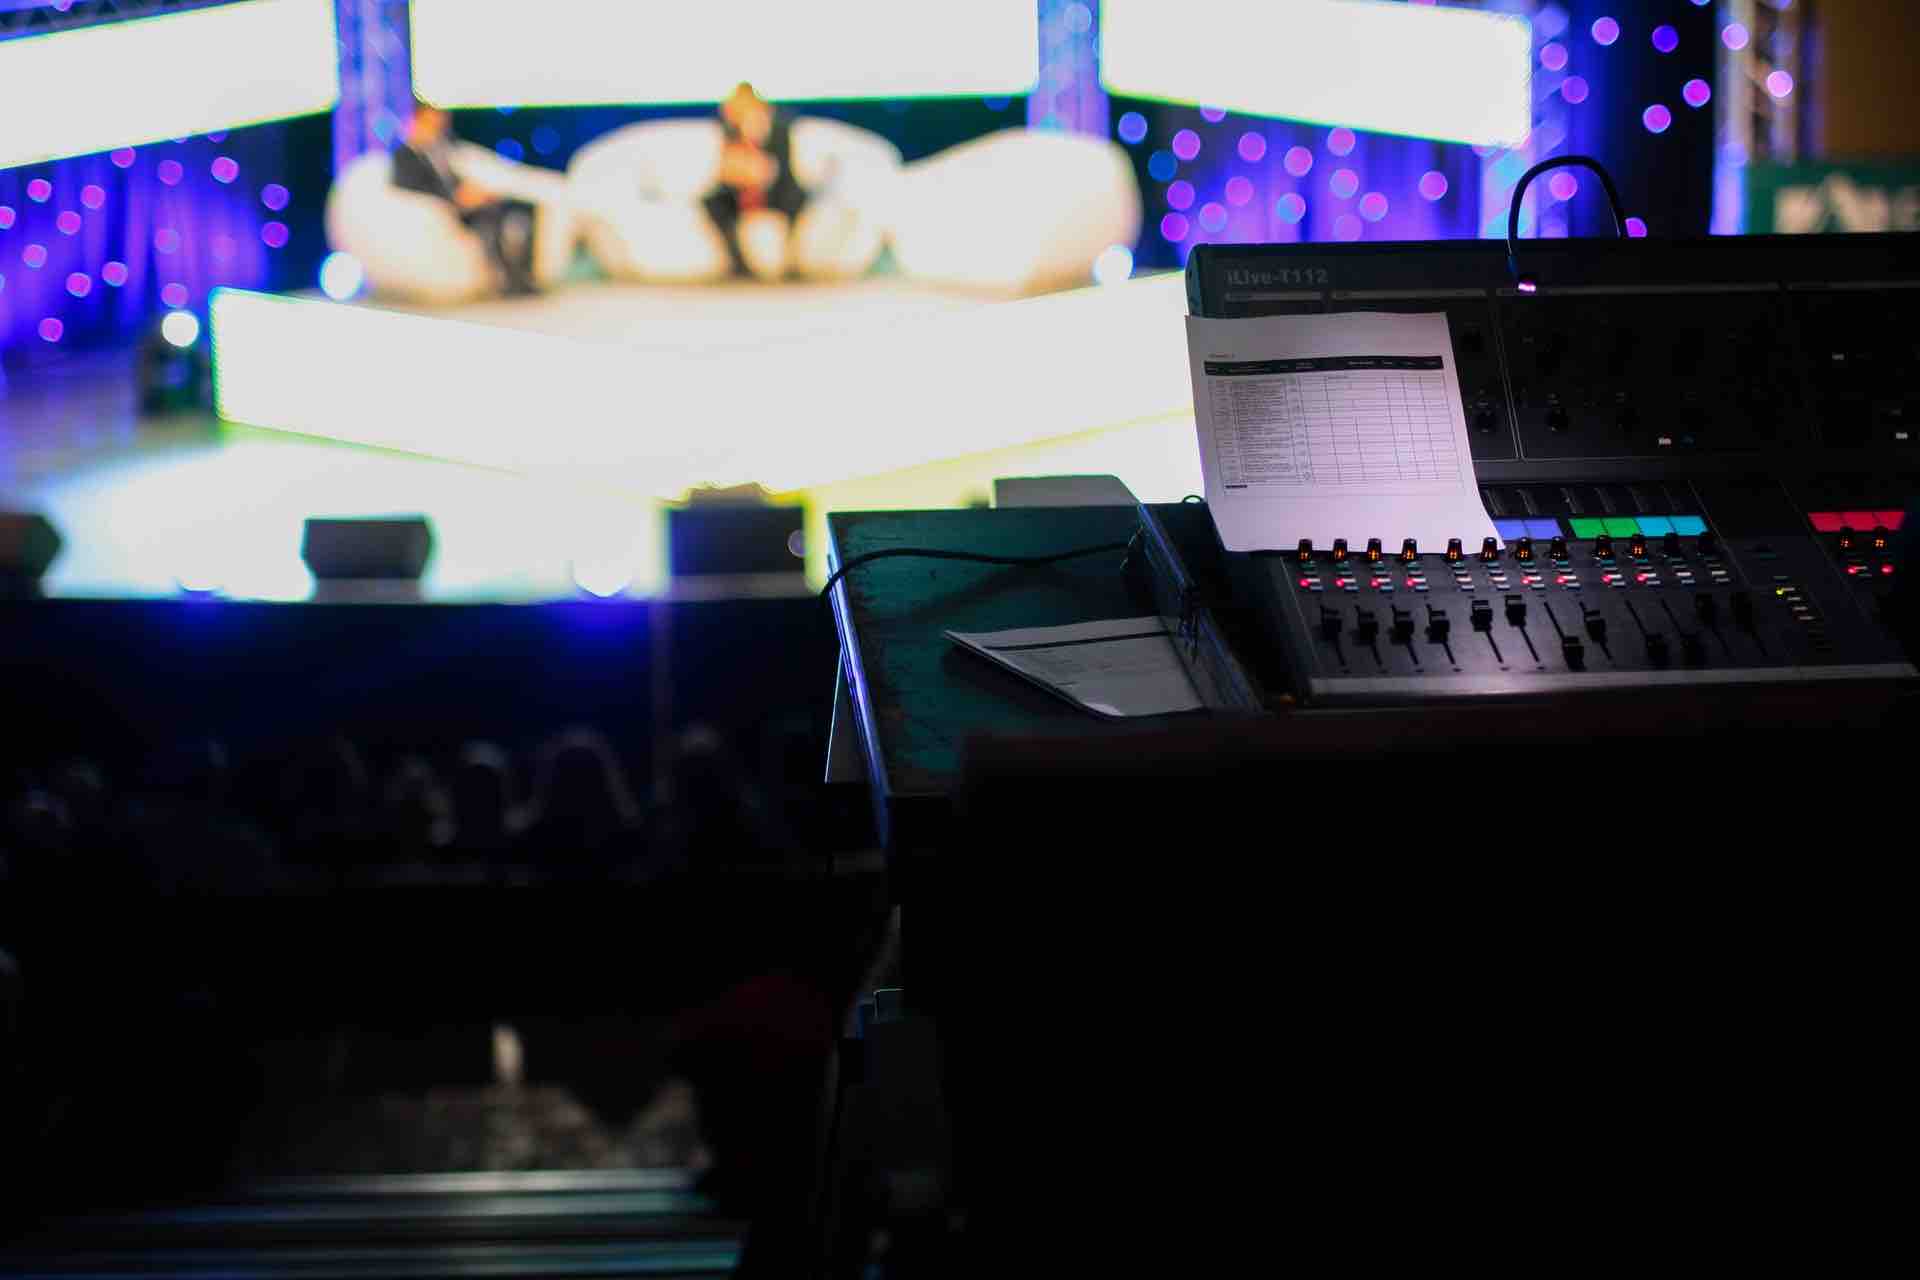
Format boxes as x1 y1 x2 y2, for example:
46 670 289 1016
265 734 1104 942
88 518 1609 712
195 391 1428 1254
210 273 1198 499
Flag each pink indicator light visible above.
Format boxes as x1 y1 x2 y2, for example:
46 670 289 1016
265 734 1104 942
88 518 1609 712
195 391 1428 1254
1882 564 1896 576
1299 577 1313 588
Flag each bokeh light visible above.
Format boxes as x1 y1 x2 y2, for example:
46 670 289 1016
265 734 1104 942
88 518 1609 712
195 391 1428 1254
1548 171 1580 202
1642 104 1672 134
1327 127 1356 156
1540 42 1568 71
1562 75 1590 104
1536 3 1569 38
1171 129 1201 161
1722 23 1749 51
154 228 181 254
320 251 366 300
1358 192 1388 222
261 183 291 211
26 179 51 203
160 310 201 348
1224 175 1254 207
1147 150 1177 181
102 261 128 287
1683 78 1712 108
1592 17 1620 46
211 156 239 183
161 282 189 308
1198 202 1228 232
1275 193 1307 223
1625 217 1649 238
1237 132 1267 163
1418 171 1450 201
1092 244 1134 287
1198 105 1226 123
1283 146 1314 177
55 211 81 235
1159 212 1189 242
1652 25 1678 53
22 243 47 269
65 272 90 297
1766 70 1794 99
80 184 105 209
1166 180 1194 211
0 206 14 229
1329 168 1359 199
110 148 136 169
1334 214 1363 242
38 317 63 342
157 159 183 186
1117 111 1148 144
262 221 290 248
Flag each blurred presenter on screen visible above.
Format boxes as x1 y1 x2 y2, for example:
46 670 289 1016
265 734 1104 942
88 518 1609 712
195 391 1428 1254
391 102 541 295
702 82 809 281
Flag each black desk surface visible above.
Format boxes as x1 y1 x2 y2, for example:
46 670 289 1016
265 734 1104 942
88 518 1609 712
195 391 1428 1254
826 506 1152 848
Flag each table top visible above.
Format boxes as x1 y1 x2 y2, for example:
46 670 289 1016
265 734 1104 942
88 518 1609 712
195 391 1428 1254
826 506 1151 843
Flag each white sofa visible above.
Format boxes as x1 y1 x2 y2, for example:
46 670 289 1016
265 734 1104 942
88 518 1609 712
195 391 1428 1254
567 118 902 283
325 144 579 305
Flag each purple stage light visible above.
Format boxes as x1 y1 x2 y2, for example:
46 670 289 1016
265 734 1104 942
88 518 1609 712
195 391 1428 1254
1237 132 1267 163
1418 171 1450 201
1683 79 1712 108
56 211 81 235
1358 192 1388 222
1327 128 1356 157
261 183 291 211
1198 202 1227 232
155 228 182 254
1117 111 1148 144
1592 17 1619 46
80 184 105 209
1625 217 1648 237
1652 25 1679 53
1643 104 1672 134
1225 176 1253 207
22 244 47 269
262 221 290 249
1276 193 1307 223
157 160 184 186
1766 70 1794 99
1722 23 1749 51
1548 171 1579 202
39 317 63 342
212 235 238 263
1334 214 1362 242
212 156 240 183
161 282 189 308
1199 106 1226 123
1166 180 1194 211
1283 146 1313 177
1540 42 1568 72
26 179 52 203
1517 279 1538 295
1562 75 1590 104
102 261 128 286
1172 129 1201 161
1329 168 1359 199
0 206 13 229
65 272 90 297
1160 212 1190 242
111 148 136 169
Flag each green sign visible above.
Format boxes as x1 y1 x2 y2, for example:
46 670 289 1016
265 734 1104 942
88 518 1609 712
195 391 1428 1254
1747 162 1920 234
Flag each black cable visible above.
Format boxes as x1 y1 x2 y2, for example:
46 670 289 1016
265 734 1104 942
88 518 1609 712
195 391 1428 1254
819 537 1137 603
1505 154 1629 292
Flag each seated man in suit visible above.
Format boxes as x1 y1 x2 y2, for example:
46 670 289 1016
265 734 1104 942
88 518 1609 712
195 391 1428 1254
391 102 539 295
702 82 809 281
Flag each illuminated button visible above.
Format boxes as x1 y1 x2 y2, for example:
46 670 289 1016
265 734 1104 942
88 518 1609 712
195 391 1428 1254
1548 535 1568 561
1297 538 1316 563
1593 533 1614 559
1480 536 1500 563
1493 519 1529 543
1569 517 1607 539
1636 516 1674 537
1808 511 1845 533
1668 516 1707 536
1602 517 1640 538
1331 537 1349 563
1445 538 1463 563
1628 532 1649 559
1875 510 1906 530
1525 519 1561 540
1365 537 1383 564
1514 537 1534 563
1400 537 1419 564
1843 510 1877 529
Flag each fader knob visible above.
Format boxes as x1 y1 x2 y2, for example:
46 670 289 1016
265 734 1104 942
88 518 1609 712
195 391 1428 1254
1320 607 1344 641
1628 532 1649 560
1562 635 1586 670
1400 538 1419 564
1296 538 1316 563
1331 537 1350 563
1470 599 1494 631
1354 610 1380 644
1583 606 1607 642
1365 537 1384 564
1872 525 1892 553
1480 537 1500 563
1593 533 1615 559
1548 535 1569 561
1514 537 1535 563
1426 607 1451 642
1445 538 1464 564
1390 607 1416 644
1838 526 1857 554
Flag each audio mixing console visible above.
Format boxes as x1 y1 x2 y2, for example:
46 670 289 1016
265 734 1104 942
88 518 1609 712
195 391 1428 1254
1146 235 1920 709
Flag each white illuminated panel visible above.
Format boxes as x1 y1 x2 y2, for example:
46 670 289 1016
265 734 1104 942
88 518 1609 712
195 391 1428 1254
0 0 340 169
411 0 1038 107
210 275 1194 498
1102 0 1532 148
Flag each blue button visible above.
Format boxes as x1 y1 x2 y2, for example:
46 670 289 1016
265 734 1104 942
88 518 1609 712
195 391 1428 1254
1636 516 1674 536
1525 518 1561 539
1669 516 1707 535
1494 519 1529 543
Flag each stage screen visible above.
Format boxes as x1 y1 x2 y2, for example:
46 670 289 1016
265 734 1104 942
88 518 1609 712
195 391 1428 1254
0 0 340 170
410 0 1039 107
1101 0 1532 148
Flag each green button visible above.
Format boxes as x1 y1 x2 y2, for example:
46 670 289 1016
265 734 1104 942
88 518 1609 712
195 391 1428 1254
1569 517 1607 539
1602 517 1640 537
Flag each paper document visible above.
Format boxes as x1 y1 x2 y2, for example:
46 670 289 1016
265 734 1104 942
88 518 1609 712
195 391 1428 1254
1187 311 1500 554
946 617 1203 718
